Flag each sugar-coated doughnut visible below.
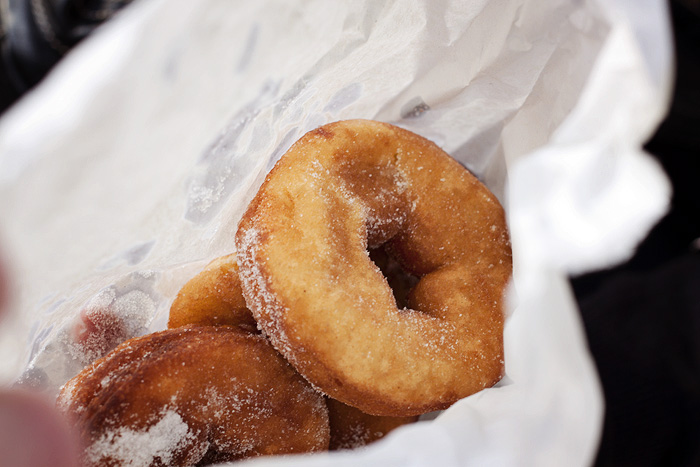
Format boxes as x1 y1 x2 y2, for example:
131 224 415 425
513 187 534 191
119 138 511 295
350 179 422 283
168 254 418 450
70 303 128 364
235 120 512 416
326 398 417 450
58 326 330 466
168 253 256 331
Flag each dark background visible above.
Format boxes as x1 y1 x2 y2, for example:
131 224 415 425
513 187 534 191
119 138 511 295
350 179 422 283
572 1 700 465
1 1 698 465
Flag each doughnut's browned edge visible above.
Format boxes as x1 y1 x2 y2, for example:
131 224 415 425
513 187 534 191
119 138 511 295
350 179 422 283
168 253 257 331
235 119 511 417
327 398 418 450
58 326 330 466
166 252 420 449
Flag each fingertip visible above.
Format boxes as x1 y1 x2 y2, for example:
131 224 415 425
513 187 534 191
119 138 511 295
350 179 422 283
0 254 8 318
0 390 80 467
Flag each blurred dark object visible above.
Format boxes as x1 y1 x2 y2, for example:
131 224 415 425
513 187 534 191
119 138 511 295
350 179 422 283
579 256 700 466
572 1 700 466
677 0 700 16
0 0 132 112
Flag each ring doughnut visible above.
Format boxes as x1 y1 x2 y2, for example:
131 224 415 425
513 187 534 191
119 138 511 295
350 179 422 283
326 398 417 450
58 326 330 465
168 254 417 449
235 120 512 416
168 254 256 331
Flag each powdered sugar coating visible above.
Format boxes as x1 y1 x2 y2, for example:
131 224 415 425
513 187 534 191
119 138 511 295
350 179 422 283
167 251 420 454
236 224 301 367
167 253 257 331
235 120 512 416
58 326 330 466
326 398 417 451
65 284 154 367
85 409 201 467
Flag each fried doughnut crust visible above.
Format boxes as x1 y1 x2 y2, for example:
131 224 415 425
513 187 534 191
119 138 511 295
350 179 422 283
327 398 417 450
58 326 330 466
168 253 418 451
235 120 512 416
168 254 256 331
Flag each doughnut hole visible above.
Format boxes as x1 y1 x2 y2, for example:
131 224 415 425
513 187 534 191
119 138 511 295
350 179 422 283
368 246 419 310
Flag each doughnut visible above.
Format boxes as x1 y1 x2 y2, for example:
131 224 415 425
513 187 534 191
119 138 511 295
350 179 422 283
69 303 128 364
168 253 256 331
167 253 418 450
67 286 151 366
235 119 511 416
326 398 417 450
58 326 330 466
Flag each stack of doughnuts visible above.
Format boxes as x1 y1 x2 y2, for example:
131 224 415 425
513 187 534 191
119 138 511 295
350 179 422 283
58 326 330 465
58 120 511 466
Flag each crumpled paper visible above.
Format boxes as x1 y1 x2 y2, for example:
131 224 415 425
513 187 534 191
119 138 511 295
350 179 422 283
0 0 672 465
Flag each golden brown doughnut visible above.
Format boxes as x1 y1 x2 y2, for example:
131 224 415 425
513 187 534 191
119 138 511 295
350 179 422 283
235 119 512 416
58 326 330 466
168 253 256 331
167 254 418 450
326 398 417 450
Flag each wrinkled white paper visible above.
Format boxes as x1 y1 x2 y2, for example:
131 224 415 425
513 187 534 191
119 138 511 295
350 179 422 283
0 0 672 465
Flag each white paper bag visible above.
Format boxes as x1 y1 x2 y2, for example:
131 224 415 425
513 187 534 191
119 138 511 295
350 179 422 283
0 0 672 465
